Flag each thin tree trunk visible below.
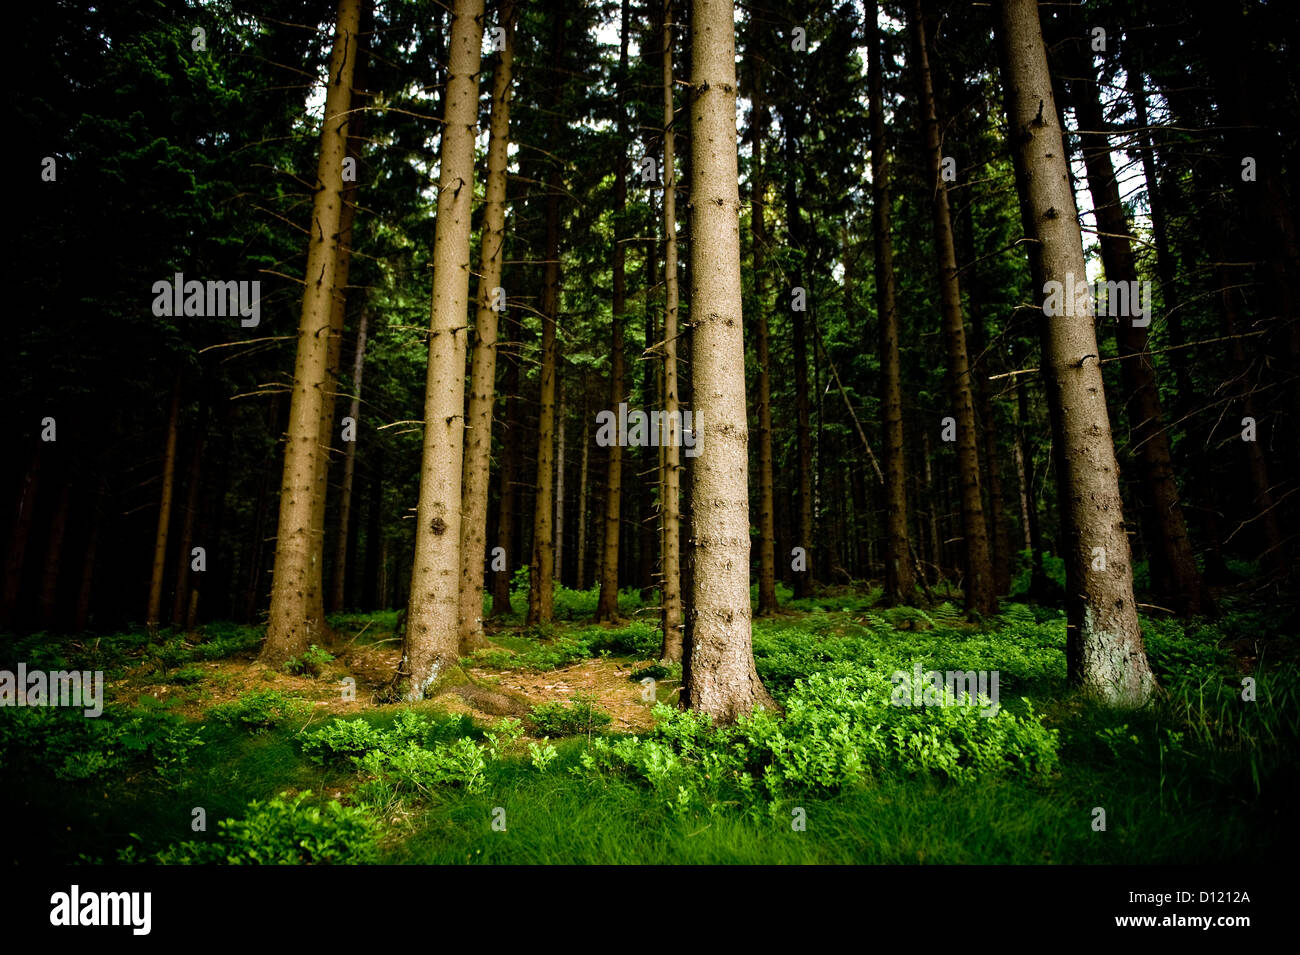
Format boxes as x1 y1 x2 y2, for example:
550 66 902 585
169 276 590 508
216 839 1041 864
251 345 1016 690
147 372 182 628
1014 378 1048 597
2 447 42 627
171 415 205 627
492 336 519 616
681 0 776 722
459 1 515 645
658 0 683 661
576 384 590 590
330 305 369 611
555 377 566 587
911 0 995 616
261 0 362 664
749 59 778 617
996 0 1155 704
392 0 484 699
781 112 816 600
74 488 102 632
870 0 915 606
38 482 71 630
638 241 659 599
595 0 630 624
527 171 562 627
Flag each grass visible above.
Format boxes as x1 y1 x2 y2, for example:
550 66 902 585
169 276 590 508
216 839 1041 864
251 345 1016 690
2 583 1296 865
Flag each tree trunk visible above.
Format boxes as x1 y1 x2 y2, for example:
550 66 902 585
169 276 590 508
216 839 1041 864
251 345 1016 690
1066 46 1206 617
527 171 562 627
2 447 42 627
492 335 520 616
392 0 484 700
330 305 369 611
171 415 205 628
749 59 779 617
459 1 515 646
911 0 996 616
781 113 816 600
658 0 683 662
555 376 566 587
147 372 182 628
681 0 776 722
38 482 71 631
996 0 1155 705
261 0 362 664
74 488 102 632
576 384 590 590
870 0 915 606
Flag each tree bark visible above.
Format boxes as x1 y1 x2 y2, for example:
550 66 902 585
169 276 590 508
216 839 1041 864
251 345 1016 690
2 446 41 628
659 0 683 661
492 333 520 616
261 0 362 664
681 0 776 722
749 58 779 617
171 413 205 628
527 171 562 627
147 372 182 628
392 0 484 699
38 482 71 631
330 305 368 611
996 0 1155 705
459 0 515 646
870 0 915 606
911 0 996 616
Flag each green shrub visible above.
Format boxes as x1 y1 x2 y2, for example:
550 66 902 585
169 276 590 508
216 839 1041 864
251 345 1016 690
208 690 309 731
529 695 613 736
283 644 334 678
156 791 378 864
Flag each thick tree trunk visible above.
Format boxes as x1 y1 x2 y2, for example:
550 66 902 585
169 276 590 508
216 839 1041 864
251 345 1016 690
330 305 368 611
459 2 515 646
147 373 183 628
261 0 362 664
996 0 1155 705
1066 49 1206 617
749 61 778 617
870 0 915 606
911 0 996 616
681 0 776 722
659 0 683 661
527 173 562 627
392 0 484 700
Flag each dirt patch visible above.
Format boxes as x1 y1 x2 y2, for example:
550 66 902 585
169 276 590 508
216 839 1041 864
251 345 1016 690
111 641 670 735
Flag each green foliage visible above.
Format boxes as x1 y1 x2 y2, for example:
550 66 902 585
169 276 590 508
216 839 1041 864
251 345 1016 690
283 644 334 678
528 695 613 737
0 701 203 781
467 620 660 671
156 792 378 865
577 667 1060 815
208 690 309 732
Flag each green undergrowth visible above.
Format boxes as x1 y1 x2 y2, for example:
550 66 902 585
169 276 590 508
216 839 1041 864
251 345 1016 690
3 589 1296 864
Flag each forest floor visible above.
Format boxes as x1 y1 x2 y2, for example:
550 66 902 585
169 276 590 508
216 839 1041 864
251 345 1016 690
2 579 1298 865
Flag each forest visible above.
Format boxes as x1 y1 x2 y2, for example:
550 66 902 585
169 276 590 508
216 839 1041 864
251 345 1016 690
2 0 1296 882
